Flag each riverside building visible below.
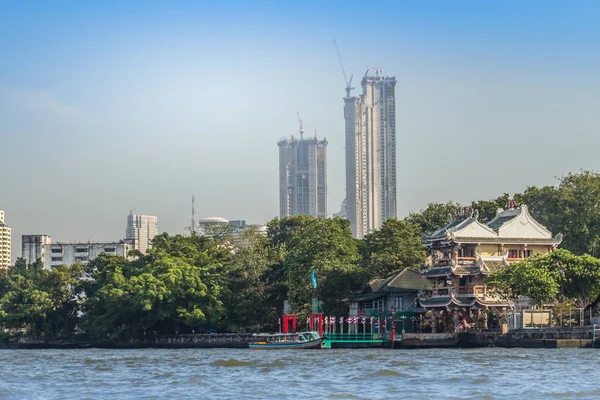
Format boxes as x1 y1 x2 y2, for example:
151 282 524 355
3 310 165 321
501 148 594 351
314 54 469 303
419 202 563 332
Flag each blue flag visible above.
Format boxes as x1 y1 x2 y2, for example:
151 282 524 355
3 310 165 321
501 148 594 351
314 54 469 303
311 270 317 289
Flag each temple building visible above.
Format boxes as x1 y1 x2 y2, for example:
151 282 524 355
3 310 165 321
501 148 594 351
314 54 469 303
419 202 562 332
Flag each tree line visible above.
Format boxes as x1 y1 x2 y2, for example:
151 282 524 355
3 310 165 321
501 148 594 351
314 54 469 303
1 170 600 340
0 217 425 340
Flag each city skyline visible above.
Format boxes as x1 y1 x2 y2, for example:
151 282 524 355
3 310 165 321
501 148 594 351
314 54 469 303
2 1 600 262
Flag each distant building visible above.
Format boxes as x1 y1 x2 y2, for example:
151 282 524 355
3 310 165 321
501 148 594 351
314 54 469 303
21 235 133 269
333 199 347 219
21 234 52 264
278 135 327 218
126 212 158 254
45 240 132 269
345 73 397 238
0 210 11 268
228 220 246 228
198 217 230 236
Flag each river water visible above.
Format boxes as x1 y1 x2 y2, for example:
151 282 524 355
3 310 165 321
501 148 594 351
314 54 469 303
0 348 598 399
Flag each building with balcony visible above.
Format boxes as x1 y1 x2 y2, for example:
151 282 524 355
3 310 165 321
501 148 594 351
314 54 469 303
419 202 562 332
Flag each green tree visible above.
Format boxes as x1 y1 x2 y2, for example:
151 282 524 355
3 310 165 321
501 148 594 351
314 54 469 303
471 193 511 222
0 259 83 337
268 216 361 319
360 219 427 278
405 202 462 236
487 249 600 307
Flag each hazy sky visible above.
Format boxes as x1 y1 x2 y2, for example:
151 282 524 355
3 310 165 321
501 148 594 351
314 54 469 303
1 1 599 262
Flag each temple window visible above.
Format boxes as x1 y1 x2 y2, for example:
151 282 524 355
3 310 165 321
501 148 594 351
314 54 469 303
524 250 533 258
508 250 519 258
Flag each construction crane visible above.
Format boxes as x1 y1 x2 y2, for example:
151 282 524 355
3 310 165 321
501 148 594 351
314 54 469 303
297 111 304 139
333 39 354 98
365 65 383 77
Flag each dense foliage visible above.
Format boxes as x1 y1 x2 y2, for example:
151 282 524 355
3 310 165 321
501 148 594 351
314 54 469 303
487 249 600 307
0 216 426 339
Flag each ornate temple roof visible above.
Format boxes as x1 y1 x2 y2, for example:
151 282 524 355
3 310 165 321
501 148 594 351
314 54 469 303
424 204 562 246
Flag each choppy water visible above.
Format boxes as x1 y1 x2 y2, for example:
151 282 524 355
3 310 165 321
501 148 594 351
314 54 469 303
0 348 598 399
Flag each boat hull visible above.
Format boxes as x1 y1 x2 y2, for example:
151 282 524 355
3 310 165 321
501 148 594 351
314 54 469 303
249 338 323 350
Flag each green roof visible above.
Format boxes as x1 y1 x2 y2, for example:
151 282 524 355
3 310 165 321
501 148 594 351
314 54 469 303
487 215 514 230
349 269 431 301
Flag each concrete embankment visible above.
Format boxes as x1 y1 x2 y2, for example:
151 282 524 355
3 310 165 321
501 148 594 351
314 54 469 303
400 327 600 349
0 333 256 349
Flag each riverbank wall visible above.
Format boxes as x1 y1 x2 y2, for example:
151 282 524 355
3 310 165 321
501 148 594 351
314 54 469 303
400 327 600 349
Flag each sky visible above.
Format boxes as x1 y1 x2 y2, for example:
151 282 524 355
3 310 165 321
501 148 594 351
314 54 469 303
1 1 599 262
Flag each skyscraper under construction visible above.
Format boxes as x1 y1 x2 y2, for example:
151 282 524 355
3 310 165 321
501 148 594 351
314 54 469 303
278 131 327 219
345 71 397 238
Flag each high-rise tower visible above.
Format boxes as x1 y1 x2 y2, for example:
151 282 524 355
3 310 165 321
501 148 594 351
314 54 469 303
0 210 11 268
278 135 327 219
126 212 159 254
345 71 397 238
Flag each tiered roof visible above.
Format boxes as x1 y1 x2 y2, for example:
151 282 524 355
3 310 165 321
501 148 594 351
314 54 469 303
425 204 563 247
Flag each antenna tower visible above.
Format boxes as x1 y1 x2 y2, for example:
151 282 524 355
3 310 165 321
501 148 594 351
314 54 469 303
186 195 197 234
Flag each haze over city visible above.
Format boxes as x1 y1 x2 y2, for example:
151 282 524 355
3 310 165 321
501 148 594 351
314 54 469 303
1 1 599 262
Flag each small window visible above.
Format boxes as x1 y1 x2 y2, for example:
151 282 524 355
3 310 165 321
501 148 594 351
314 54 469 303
508 250 519 258
51 248 63 253
51 257 63 262
524 250 533 258
104 248 116 253
75 248 87 253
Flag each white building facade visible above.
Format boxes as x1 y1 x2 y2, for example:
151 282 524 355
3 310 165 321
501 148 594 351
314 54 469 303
126 212 159 254
0 210 11 268
21 234 52 264
44 241 132 269
344 74 397 238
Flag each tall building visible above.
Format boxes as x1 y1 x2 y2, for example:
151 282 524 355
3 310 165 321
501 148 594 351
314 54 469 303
22 234 52 264
345 72 397 238
126 212 159 253
0 210 11 268
278 135 327 218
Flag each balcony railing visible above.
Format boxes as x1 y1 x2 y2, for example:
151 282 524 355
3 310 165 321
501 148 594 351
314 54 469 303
432 288 450 296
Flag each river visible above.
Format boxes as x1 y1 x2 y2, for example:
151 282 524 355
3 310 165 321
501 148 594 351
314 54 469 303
0 348 598 399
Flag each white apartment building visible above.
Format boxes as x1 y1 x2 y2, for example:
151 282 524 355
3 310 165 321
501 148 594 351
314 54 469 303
21 235 133 269
21 234 52 264
44 241 132 269
345 73 397 239
126 212 159 254
0 210 11 268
